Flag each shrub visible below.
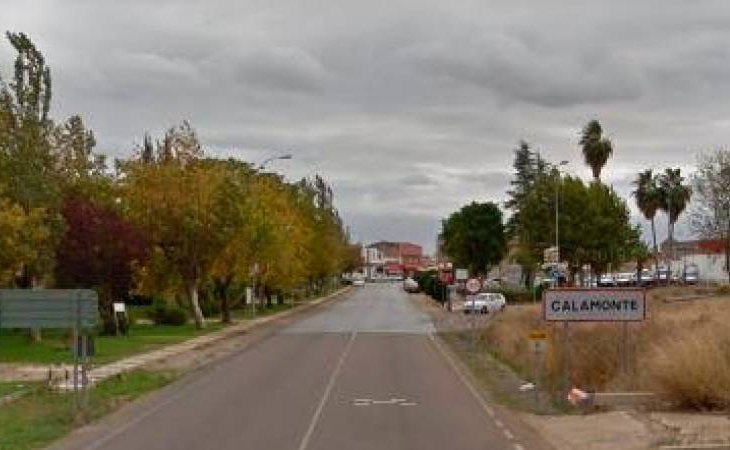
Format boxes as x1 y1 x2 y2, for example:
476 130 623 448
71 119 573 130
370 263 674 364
148 303 188 326
715 284 730 296
479 299 730 410
490 287 534 304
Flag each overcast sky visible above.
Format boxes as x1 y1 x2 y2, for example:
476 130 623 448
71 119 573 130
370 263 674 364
3 0 729 253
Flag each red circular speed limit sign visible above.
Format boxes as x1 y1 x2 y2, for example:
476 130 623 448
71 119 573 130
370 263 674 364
465 278 482 294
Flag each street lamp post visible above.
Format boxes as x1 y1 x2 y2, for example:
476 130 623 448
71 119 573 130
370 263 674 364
252 152 293 316
554 160 569 286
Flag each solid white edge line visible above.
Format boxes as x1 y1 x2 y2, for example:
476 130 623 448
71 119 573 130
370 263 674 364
297 332 357 450
428 332 525 448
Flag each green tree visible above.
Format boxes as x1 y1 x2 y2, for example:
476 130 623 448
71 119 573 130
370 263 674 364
658 168 692 278
505 140 548 285
632 169 662 268
519 174 639 282
441 202 506 276
0 196 52 286
121 125 228 328
0 32 61 289
579 120 613 182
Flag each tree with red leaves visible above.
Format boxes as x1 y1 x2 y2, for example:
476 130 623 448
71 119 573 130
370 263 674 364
56 195 150 333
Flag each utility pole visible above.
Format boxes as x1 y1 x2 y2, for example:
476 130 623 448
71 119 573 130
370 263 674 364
554 161 568 286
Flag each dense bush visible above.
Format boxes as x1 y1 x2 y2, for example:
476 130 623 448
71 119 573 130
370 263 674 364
480 297 730 410
148 303 188 326
489 286 538 304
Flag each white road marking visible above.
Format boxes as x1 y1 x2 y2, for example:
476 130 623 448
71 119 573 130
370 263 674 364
297 332 357 450
351 397 417 407
428 332 526 450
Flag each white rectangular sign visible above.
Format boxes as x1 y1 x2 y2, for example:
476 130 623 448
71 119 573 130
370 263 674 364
245 287 253 305
543 289 646 322
455 269 468 281
112 302 126 313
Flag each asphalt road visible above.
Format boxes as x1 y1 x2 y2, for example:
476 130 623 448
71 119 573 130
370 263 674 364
55 284 529 450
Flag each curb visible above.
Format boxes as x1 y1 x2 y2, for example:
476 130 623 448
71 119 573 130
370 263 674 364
55 287 353 390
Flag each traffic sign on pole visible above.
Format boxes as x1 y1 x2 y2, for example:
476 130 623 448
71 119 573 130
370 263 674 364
465 278 481 294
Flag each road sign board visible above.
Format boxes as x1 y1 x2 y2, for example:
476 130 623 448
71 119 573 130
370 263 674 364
542 288 646 322
527 330 548 341
455 269 468 281
0 289 98 329
465 278 481 294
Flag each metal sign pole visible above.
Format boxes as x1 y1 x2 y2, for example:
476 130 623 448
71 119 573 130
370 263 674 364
621 322 629 380
81 334 89 411
534 342 541 407
73 292 80 410
562 321 570 397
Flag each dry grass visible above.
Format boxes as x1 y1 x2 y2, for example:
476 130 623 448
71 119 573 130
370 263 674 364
481 291 730 410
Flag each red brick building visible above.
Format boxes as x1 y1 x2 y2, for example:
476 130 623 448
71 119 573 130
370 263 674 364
367 241 424 276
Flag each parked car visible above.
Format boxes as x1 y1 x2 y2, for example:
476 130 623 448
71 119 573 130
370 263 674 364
598 274 616 287
615 272 634 287
463 292 506 314
637 269 655 287
403 277 419 293
352 279 366 287
683 265 699 285
655 268 670 284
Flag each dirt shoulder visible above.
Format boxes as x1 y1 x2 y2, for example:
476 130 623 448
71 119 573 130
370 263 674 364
409 291 730 450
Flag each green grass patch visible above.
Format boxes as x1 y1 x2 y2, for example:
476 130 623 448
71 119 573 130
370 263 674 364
0 370 176 450
0 382 33 398
0 323 223 365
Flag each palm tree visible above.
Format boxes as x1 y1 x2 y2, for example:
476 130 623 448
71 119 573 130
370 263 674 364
658 168 692 283
579 120 614 182
632 169 662 269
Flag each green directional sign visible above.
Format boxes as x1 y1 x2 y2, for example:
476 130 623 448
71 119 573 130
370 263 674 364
0 289 98 330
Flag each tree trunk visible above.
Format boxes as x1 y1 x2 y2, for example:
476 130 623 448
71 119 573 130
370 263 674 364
725 230 730 284
215 278 232 324
187 279 205 329
651 217 659 270
221 292 231 324
667 221 673 286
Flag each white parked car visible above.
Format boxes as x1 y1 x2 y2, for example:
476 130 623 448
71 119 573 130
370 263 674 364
352 279 365 287
598 274 616 287
463 292 506 314
403 277 419 293
615 272 634 286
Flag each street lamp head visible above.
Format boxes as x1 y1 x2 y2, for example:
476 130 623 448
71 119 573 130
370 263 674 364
258 152 294 170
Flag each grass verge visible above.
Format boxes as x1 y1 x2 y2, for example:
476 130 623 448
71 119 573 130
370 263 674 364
0 370 176 450
0 381 33 398
0 323 224 365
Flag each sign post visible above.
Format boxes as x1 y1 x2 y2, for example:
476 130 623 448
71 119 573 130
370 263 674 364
464 278 482 352
0 289 98 410
541 288 646 401
528 330 548 407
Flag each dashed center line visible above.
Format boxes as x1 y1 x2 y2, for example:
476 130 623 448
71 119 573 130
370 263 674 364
351 397 419 407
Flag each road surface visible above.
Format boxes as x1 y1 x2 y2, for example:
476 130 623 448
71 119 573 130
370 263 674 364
55 284 531 450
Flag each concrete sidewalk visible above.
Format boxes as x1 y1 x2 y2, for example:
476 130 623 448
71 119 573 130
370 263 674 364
1 287 350 388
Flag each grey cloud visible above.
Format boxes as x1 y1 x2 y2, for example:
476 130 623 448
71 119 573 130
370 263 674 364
400 33 643 108
3 0 730 252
